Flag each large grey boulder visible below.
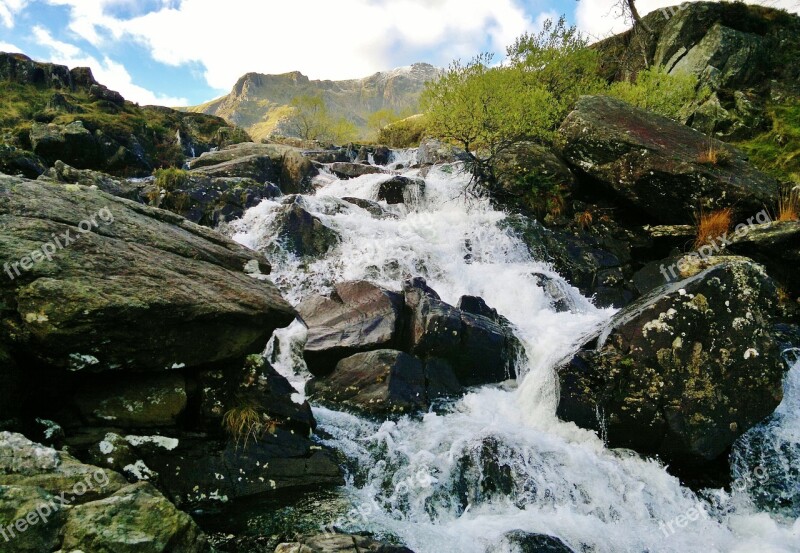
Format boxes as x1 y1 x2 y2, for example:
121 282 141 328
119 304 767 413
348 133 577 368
329 162 388 179
0 175 295 377
559 95 779 224
558 257 788 469
0 433 205 553
189 142 317 193
298 281 404 376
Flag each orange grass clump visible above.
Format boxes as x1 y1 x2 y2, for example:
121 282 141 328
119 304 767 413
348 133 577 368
777 186 800 222
694 208 733 250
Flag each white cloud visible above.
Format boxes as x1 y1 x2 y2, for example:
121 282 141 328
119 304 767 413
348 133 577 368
0 41 24 53
45 0 537 90
32 26 188 106
577 0 800 40
0 0 27 28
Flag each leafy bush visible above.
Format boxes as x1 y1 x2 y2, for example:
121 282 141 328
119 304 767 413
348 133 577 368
377 114 428 147
284 94 358 144
421 17 605 192
607 67 709 121
153 167 190 192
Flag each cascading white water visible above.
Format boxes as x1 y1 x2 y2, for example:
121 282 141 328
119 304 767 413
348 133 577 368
231 156 800 553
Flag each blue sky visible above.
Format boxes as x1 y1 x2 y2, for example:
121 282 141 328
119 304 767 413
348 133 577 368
0 0 798 107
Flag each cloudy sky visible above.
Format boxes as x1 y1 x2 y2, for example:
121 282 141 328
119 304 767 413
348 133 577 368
0 0 797 106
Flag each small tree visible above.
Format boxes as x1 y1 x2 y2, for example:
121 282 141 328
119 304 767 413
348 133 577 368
507 16 606 123
286 94 329 141
422 54 556 193
285 94 358 143
422 18 604 194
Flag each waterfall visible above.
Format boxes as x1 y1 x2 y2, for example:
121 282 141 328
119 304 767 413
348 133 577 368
231 153 800 553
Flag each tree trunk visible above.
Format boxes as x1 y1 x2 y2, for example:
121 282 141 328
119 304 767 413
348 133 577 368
627 0 652 33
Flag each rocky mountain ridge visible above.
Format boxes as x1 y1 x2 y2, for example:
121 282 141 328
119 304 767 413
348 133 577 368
187 63 441 141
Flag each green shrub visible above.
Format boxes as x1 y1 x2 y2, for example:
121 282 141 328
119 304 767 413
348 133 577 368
153 167 190 192
422 17 605 192
607 67 709 121
735 102 800 182
377 114 429 147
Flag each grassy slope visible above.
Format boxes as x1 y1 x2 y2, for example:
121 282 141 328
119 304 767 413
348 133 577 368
736 102 800 183
0 80 245 174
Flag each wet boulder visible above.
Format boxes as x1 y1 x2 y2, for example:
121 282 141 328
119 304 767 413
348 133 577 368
329 162 388 179
298 281 404 376
558 95 779 224
299 279 520 389
502 214 640 309
373 146 392 166
557 257 788 469
306 350 461 416
342 197 396 219
493 531 576 553
376 176 425 205
276 533 415 553
272 196 341 257
404 279 521 386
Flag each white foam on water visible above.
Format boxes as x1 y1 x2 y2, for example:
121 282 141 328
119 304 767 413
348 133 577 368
230 154 800 553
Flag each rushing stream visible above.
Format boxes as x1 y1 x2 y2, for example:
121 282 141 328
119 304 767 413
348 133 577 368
230 153 800 552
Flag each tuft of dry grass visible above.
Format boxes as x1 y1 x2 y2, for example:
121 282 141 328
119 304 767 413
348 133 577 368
694 208 733 250
777 286 791 306
575 210 593 229
777 185 800 222
697 143 733 166
222 404 263 449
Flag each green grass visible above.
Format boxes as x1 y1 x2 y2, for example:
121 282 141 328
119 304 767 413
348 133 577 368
736 102 800 183
377 114 428 147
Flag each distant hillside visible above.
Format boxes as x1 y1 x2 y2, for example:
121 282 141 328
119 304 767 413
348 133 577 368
187 63 442 141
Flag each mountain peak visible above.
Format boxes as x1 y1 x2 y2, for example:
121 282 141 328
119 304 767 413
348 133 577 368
190 63 441 141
